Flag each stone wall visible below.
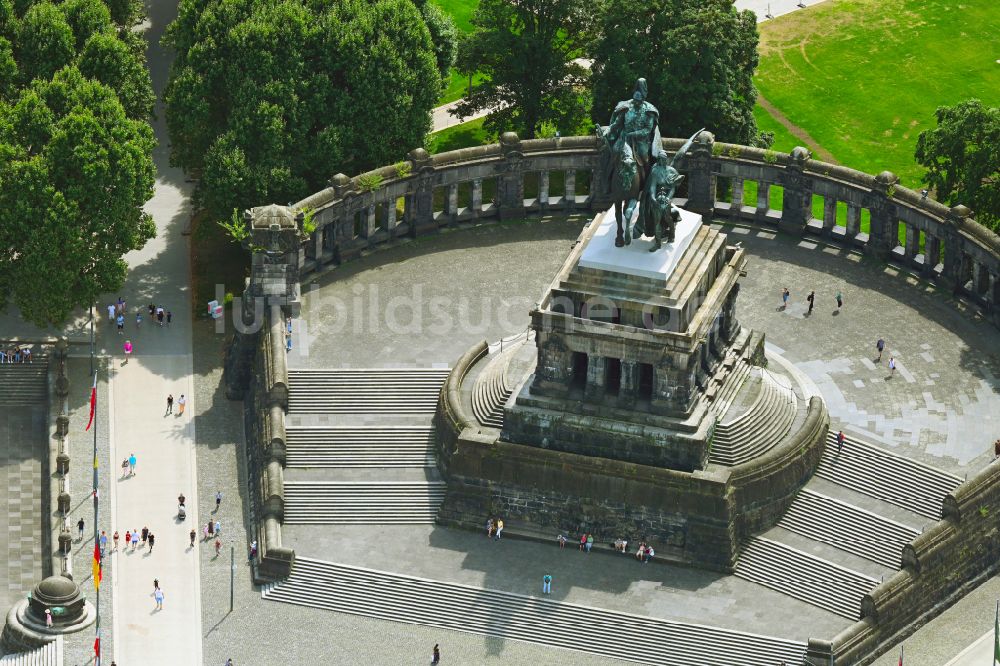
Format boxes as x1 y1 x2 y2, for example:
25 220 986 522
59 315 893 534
286 133 1000 331
805 461 1000 665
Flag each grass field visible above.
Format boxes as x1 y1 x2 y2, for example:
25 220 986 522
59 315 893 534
756 0 1000 188
427 116 490 153
432 0 480 104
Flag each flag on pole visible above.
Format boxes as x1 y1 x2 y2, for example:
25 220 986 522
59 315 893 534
898 645 903 666
994 600 999 664
85 373 97 431
92 543 101 591
94 634 100 663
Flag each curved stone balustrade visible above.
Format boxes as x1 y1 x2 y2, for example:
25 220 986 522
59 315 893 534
284 132 999 328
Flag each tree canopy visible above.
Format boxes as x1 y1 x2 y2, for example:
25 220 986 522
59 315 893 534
915 99 1000 231
0 68 155 327
452 0 590 139
163 0 442 220
590 0 767 146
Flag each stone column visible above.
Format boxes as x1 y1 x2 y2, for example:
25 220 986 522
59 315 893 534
684 131 716 216
940 205 972 292
731 178 744 211
863 171 898 260
313 226 324 262
472 178 483 215
974 261 991 296
539 171 550 209
366 203 377 238
406 147 436 236
497 132 525 220
564 170 576 209
619 360 638 408
903 223 919 261
584 355 606 402
922 234 941 276
846 203 861 239
778 147 812 236
756 182 770 212
385 201 397 235
446 183 458 222
822 197 838 236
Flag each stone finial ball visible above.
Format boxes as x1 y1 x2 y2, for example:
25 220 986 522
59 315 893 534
875 170 899 185
950 204 971 218
790 146 811 162
500 132 520 146
695 130 715 144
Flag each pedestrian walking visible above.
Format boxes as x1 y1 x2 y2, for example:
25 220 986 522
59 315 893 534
166 394 173 415
835 290 843 310
807 290 815 314
207 520 214 537
557 534 566 548
45 608 53 628
214 519 221 536
76 518 84 540
781 287 789 308
876 338 885 362
153 578 159 591
836 430 845 452
121 458 128 478
135 310 142 329
215 538 222 556
128 453 136 475
141 526 148 546
123 340 133 364
113 530 120 551
166 310 172 326
153 587 164 610
431 644 440 665
156 307 164 326
248 540 258 563
495 518 504 540
149 303 155 319
888 357 897 377
107 303 116 323
125 530 131 549
131 529 139 550
215 491 222 511
994 439 1000 460
148 533 155 552
177 394 186 415
116 314 124 334
190 529 196 547
542 574 552 594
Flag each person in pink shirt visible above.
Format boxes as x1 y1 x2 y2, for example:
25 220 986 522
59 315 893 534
123 340 133 364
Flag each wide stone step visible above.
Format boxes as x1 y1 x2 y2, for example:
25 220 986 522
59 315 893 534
263 557 807 666
710 373 796 466
777 489 920 569
283 481 446 524
288 368 448 415
734 537 876 620
0 361 48 406
285 426 436 468
815 432 962 520
0 636 62 665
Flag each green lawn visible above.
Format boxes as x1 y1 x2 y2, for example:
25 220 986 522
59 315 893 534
427 116 490 154
755 0 1000 188
432 0 480 104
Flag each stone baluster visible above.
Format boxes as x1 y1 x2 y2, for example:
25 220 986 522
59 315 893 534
469 179 482 216
385 200 397 234
974 261 991 296
539 171 550 209
446 183 459 222
778 147 812 236
313 226 324 262
497 132 525 219
822 197 838 236
731 178 744 211
756 182 770 212
684 131 716 216
846 203 861 239
922 234 940 276
940 205 972 292
863 171 899 260
564 170 576 209
904 223 919 261
366 203 377 238
584 355 606 402
406 147 435 236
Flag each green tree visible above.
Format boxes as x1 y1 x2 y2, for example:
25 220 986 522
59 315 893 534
163 0 440 219
78 31 154 119
915 99 1000 231
59 0 111 50
590 0 765 146
17 2 74 82
0 36 16 95
413 0 457 83
0 68 155 327
452 0 589 139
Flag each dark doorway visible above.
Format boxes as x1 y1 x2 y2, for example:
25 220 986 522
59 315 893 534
638 363 654 400
605 357 621 395
571 352 588 388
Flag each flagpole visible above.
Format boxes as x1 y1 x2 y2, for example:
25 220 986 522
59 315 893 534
93 366 100 666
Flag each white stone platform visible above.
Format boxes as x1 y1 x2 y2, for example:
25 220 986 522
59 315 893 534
578 205 702 281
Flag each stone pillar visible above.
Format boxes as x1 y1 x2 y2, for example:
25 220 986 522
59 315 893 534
822 197 838 236
497 132 525 220
684 130 716 216
385 201 397 234
564 170 576 209
974 261 991 296
846 203 861 239
584 355 606 402
731 178 744 211
446 183 458 222
778 147 812 236
366 203 377 238
529 334 572 397
406 148 436 236
619 360 638 408
313 226 324 262
940 205 972 292
539 171 550 209
756 182 770 212
903 223 919 260
472 178 483 215
863 170 899 260
923 234 941 276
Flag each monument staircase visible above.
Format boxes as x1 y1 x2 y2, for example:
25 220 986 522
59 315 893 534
0 636 61 665
284 368 449 524
734 431 960 621
708 370 797 466
471 347 517 429
263 556 808 665
0 356 48 407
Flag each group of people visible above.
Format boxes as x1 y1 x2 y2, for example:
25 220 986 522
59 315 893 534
485 517 504 540
634 542 655 564
781 287 844 314
0 346 33 363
